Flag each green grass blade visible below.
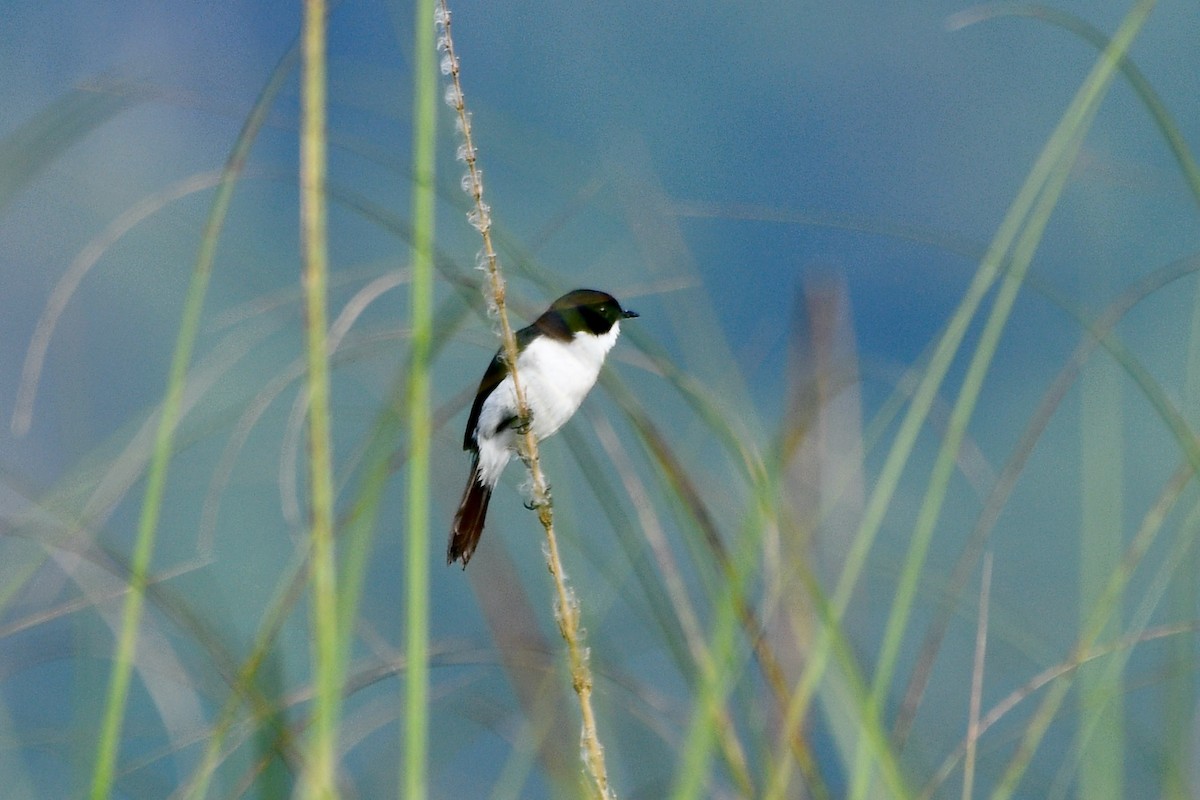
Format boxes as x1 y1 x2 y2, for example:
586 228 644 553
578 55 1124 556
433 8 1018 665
404 0 437 796
843 3 1155 797
953 2 1200 209
299 0 340 796
85 44 290 800
1076 326 1124 800
0 87 139 214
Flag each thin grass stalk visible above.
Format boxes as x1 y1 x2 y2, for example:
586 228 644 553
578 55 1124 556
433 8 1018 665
950 3 1200 209
918 620 1200 800
1076 316 1124 800
85 38 282 800
992 462 1187 799
1047 472 1200 800
435 3 612 795
404 0 437 795
668 484 766 800
848 4 1153 795
893 254 1200 746
961 553 992 800
769 3 1154 793
299 0 340 795
851 55 1097 800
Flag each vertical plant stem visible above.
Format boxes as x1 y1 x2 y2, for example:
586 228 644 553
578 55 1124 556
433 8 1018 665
86 37 265 800
404 0 437 796
300 0 340 796
986 6 1156 797
169 37 301 800
1077 303 1124 800
962 553 992 800
436 3 612 795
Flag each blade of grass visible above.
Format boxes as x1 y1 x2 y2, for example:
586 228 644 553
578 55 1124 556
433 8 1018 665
848 4 1154 797
1076 311 1124 800
894 252 1200 745
962 553 992 800
86 37 289 800
0 86 141 214
403 0 437 797
299 0 340 794
919 620 1200 800
951 3 1200 209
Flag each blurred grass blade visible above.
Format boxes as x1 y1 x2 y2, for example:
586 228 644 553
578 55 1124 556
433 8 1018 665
846 2 1155 797
961 553 992 800
404 0 437 796
87 43 292 800
0 86 141 214
980 4 1157 796
1077 315 1124 799
951 2 1200 209
13 171 226 438
893 254 1200 746
299 0 341 795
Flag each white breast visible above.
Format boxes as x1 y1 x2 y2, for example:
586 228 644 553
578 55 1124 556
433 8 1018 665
472 324 620 488
519 324 619 439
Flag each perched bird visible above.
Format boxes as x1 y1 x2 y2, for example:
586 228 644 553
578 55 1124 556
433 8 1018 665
448 289 638 567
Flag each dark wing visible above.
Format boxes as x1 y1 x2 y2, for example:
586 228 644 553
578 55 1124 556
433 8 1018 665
462 349 506 451
461 322 541 451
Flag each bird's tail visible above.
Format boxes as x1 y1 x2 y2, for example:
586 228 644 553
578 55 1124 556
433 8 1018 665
448 454 492 567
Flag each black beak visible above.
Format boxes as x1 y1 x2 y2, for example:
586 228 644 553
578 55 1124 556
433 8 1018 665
622 309 639 319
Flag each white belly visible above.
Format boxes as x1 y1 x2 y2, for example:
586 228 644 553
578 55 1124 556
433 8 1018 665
474 324 619 487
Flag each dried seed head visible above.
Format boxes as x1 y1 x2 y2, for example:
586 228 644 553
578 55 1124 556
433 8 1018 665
466 202 491 232
461 169 481 197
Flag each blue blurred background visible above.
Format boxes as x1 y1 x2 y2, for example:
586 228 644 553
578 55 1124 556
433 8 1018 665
3 1 1200 797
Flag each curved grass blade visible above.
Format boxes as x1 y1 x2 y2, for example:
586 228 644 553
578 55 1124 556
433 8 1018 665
950 2 1200 209
0 86 142 214
846 4 1156 797
88 27 299 800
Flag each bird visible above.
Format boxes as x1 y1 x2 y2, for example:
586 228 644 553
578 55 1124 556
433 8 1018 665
448 289 638 567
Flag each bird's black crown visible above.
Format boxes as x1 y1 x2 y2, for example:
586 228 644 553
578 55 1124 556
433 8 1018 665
539 289 638 339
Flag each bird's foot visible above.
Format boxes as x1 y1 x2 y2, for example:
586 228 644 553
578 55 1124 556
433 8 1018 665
523 483 552 510
513 411 533 436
